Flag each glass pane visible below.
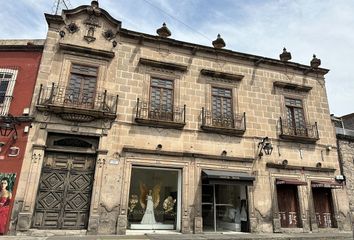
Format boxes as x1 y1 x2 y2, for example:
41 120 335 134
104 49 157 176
202 185 214 232
151 78 173 89
212 87 232 116
202 184 249 232
215 185 247 232
71 64 98 76
128 168 179 230
285 98 303 108
0 81 9 104
150 80 173 121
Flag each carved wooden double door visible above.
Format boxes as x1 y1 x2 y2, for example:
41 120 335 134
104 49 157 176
33 152 96 229
277 185 301 228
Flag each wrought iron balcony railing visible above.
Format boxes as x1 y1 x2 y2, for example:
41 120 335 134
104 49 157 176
201 108 246 135
135 98 186 129
37 83 118 122
336 127 354 137
279 117 319 142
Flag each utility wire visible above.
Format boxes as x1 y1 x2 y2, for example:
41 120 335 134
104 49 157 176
141 0 212 41
53 0 71 15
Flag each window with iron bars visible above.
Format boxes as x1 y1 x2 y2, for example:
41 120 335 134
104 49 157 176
0 67 18 116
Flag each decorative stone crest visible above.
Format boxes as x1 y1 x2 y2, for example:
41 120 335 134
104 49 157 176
83 1 102 43
66 22 79 33
103 29 116 40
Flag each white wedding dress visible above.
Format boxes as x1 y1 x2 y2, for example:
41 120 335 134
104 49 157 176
141 195 156 224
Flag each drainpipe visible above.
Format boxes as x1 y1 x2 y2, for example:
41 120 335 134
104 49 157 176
337 117 345 176
336 138 344 177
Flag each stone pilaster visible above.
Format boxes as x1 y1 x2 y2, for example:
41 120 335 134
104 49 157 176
16 144 46 231
87 149 107 234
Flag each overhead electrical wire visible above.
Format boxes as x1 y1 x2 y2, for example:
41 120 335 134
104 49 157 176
141 0 212 41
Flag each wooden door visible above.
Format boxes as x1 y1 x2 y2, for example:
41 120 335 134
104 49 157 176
33 152 96 229
312 188 335 228
149 78 174 121
66 64 98 108
277 185 301 228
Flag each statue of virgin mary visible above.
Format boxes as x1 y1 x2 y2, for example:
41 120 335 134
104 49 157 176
141 190 156 224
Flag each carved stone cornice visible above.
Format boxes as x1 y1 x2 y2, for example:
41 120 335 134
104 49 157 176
122 147 254 163
58 43 114 59
139 58 188 72
273 81 312 92
201 69 244 82
266 162 336 173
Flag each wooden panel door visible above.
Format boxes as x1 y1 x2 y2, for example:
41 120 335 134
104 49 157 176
277 185 301 228
33 152 95 229
66 64 98 107
312 188 335 228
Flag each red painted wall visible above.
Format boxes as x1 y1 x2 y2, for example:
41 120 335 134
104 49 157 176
0 49 42 233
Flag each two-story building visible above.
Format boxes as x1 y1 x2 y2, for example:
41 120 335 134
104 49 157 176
0 40 43 234
11 1 351 236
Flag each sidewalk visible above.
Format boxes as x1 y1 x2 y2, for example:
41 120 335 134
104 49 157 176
0 232 352 240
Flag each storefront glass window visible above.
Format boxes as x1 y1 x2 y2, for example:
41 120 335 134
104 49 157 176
202 184 248 232
128 167 180 230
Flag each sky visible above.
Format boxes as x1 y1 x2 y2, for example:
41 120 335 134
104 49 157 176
1 0 353 116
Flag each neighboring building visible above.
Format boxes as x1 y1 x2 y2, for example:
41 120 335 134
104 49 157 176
0 40 43 234
11 1 351 236
332 114 354 230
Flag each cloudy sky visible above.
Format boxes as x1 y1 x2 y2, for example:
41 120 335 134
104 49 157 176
1 0 353 116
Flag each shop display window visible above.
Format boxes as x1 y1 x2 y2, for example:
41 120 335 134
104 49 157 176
128 167 180 230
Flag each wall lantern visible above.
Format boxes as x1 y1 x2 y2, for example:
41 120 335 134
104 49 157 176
0 115 18 139
59 30 66 38
258 137 273 157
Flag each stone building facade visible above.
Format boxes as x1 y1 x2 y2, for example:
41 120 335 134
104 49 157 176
333 114 354 230
10 1 351 236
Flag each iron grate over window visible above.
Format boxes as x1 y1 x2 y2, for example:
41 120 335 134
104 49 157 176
0 66 18 116
211 87 233 128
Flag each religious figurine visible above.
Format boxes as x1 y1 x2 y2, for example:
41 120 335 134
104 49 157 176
128 194 138 213
139 182 160 209
163 196 176 213
141 190 156 224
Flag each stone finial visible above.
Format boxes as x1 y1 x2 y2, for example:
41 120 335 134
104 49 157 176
91 0 99 8
279 47 292 61
156 23 171 38
212 34 226 49
310 54 321 68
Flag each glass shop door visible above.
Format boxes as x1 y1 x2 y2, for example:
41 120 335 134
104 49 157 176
202 184 249 232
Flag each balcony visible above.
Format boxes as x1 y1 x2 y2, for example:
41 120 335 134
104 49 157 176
336 127 354 137
279 117 319 143
36 83 118 122
201 108 246 136
135 98 186 129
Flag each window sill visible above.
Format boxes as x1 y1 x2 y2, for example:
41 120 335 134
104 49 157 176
279 134 319 143
201 125 246 136
135 118 185 129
